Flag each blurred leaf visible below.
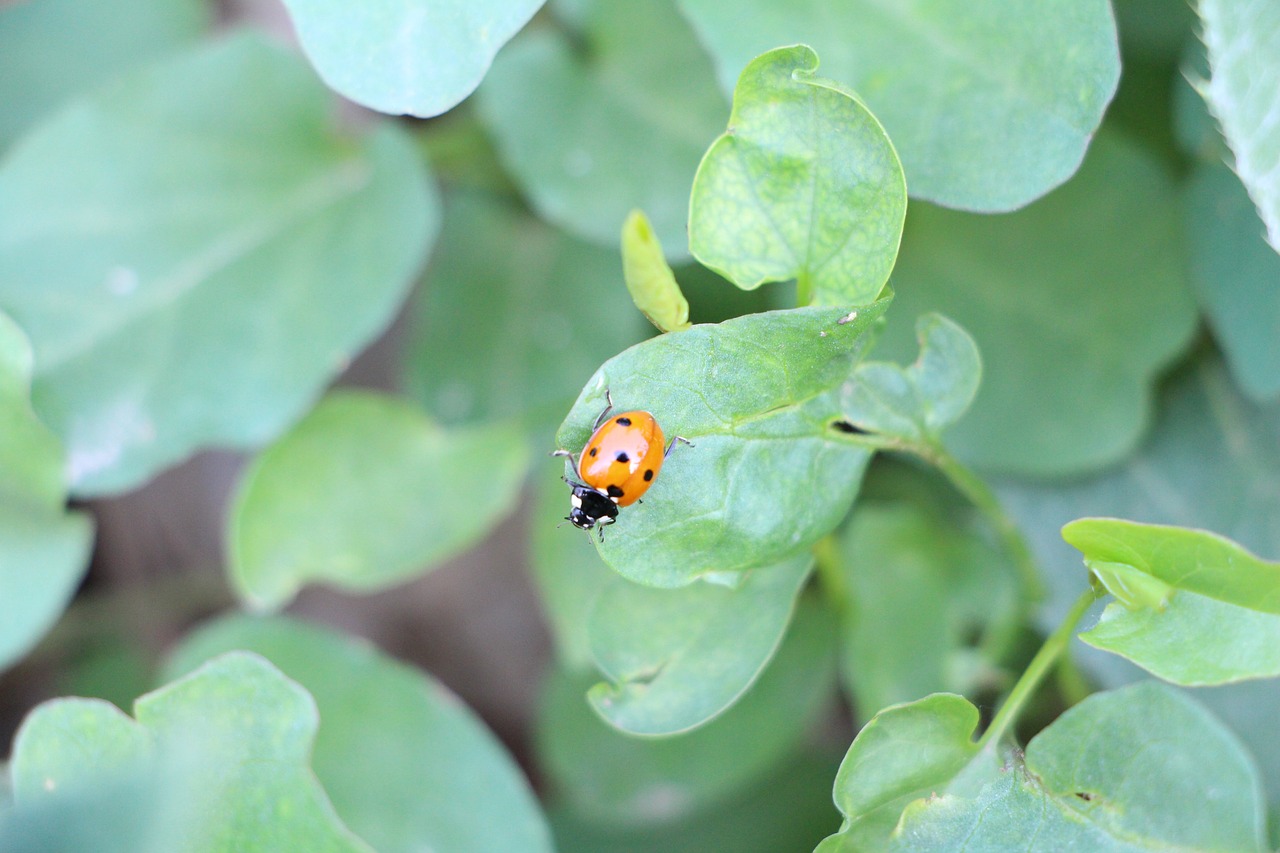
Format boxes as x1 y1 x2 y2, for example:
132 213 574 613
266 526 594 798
1175 38 1230 164
1112 0 1197 61
0 33 438 496
539 598 834 821
4 652 370 852
548 751 840 853
555 301 889 586
877 132 1196 475
0 313 93 671
622 210 690 333
840 313 980 442
678 0 1119 212
0 0 208 149
1200 0 1280 254
402 190 645 434
1185 160 1280 401
834 502 1016 718
688 44 905 307
586 554 812 734
280 0 543 118
230 390 530 610
891 684 1265 852
479 0 726 256
163 615 553 853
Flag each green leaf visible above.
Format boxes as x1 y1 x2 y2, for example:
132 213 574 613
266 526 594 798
678 0 1120 212
4 652 370 853
538 599 834 821
0 313 93 671
876 132 1197 475
1185 160 1280 402
622 209 690 333
892 683 1266 852
554 301 889 587
280 0 543 118
0 33 438 496
834 502 1017 719
688 44 905 307
840 313 980 442
230 390 530 610
1200 0 1280 254
817 693 982 852
401 190 646 433
586 554 812 735
0 0 208 149
163 616 553 853
478 0 727 256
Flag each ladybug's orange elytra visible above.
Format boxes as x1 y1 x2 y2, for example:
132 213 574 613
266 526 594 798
577 410 665 507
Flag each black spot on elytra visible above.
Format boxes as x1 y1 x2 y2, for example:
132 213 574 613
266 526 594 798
588 447 598 457
615 417 632 426
643 469 654 481
607 485 624 498
615 451 630 463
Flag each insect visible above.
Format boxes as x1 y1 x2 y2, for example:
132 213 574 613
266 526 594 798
553 391 691 539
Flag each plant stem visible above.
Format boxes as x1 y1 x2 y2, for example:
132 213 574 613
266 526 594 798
812 534 848 609
796 272 813 307
977 586 1098 750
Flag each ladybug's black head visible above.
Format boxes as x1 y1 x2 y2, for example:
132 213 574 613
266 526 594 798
567 483 618 535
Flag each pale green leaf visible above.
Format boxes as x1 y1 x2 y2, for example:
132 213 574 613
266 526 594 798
230 390 530 610
688 44 905 306
622 209 690 333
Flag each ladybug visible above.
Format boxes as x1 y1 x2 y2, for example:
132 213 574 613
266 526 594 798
554 390 691 539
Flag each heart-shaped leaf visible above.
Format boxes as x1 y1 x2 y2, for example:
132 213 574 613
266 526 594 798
4 652 370 852
678 0 1120 212
230 391 530 610
163 616 553 853
688 44 905 306
0 34 438 495
554 300 889 587
281 0 544 118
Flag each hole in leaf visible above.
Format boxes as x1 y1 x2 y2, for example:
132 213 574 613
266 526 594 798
830 419 869 435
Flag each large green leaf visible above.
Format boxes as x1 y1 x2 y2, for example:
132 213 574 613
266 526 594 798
877 132 1196 475
163 616 553 853
554 301 888 587
3 652 369 853
1185 160 1280 401
401 191 646 434
0 0 208 149
229 390 530 610
539 599 834 821
688 45 905 307
280 0 543 118
478 0 727 256
0 313 93 671
892 684 1265 851
0 33 438 496
586 555 812 735
678 0 1119 212
1200 0 1280 254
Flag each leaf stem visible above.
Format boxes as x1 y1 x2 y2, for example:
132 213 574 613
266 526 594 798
977 585 1098 750
812 534 848 610
796 272 813 307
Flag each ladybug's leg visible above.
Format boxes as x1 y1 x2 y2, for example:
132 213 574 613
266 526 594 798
664 435 694 458
592 389 615 431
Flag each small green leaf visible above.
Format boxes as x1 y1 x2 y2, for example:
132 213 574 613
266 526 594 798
280 0 544 118
5 652 370 852
893 683 1266 852
1200 0 1280 254
1063 518 1280 615
0 34 438 495
678 0 1120 212
586 553 812 735
539 599 834 821
230 391 530 610
554 300 889 587
478 0 727 255
622 209 690 333
0 0 208 148
163 616 553 853
1087 559 1174 610
688 44 905 306
840 313 980 442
